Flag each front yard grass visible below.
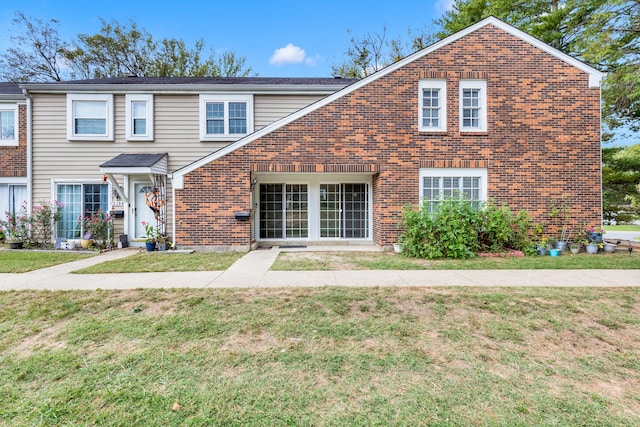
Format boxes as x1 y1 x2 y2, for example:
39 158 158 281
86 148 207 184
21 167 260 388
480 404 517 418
72 251 245 274
271 250 640 271
1 287 639 425
0 250 95 273
604 224 640 232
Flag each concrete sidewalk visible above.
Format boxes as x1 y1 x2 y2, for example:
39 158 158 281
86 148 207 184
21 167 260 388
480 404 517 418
1 246 639 291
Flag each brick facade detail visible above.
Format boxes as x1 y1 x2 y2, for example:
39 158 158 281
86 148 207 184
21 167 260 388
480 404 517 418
0 104 27 177
175 25 602 248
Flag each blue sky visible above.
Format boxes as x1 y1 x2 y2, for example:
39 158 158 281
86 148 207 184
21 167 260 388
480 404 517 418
0 0 454 77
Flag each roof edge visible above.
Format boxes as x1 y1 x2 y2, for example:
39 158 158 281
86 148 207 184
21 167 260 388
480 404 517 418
172 16 606 183
20 83 355 94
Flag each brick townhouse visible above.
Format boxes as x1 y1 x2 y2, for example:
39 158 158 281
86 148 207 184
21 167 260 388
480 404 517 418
172 17 605 250
21 17 604 250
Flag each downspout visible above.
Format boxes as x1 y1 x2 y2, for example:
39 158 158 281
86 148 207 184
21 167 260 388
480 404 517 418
21 88 32 212
171 177 176 248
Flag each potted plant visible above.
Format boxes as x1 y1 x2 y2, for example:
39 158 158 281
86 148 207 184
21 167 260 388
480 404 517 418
536 237 550 256
548 196 571 251
583 225 604 254
156 233 170 251
142 221 158 251
568 242 581 255
1 202 31 249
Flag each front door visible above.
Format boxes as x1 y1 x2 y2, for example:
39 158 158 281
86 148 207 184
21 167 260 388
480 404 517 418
134 182 156 239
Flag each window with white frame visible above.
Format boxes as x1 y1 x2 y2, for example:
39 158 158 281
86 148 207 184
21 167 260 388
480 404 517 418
125 94 154 141
0 104 18 146
459 80 487 132
418 80 446 132
0 183 27 215
67 94 114 141
199 94 253 141
419 168 487 212
55 182 109 239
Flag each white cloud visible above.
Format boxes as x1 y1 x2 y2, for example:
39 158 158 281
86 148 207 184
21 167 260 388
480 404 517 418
269 43 306 66
435 0 455 13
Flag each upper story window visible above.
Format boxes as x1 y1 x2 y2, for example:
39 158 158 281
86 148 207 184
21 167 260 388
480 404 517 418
459 80 487 132
199 94 253 141
0 105 18 146
125 94 154 141
67 94 114 141
418 80 447 132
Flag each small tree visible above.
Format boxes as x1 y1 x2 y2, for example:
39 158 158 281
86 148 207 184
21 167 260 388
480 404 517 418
30 201 63 248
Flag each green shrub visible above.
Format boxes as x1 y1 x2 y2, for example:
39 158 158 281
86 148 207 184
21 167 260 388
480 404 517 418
479 202 532 253
400 198 481 259
400 199 533 259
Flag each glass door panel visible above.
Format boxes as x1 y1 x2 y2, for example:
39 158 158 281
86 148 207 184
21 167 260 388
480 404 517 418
320 183 369 239
320 184 341 238
259 184 308 239
343 184 368 238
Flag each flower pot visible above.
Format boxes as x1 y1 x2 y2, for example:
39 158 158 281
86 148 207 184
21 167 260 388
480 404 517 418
145 241 156 252
587 232 603 243
555 241 567 252
603 242 616 253
586 243 599 254
549 249 559 257
536 247 548 256
80 239 91 249
569 246 580 255
157 242 167 251
393 243 404 254
9 241 23 249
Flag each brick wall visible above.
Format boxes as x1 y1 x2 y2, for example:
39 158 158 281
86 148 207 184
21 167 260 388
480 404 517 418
0 104 27 177
176 24 602 248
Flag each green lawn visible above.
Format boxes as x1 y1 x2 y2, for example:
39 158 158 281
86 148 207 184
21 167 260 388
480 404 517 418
604 224 640 232
72 251 245 274
272 250 640 271
1 287 639 425
0 251 95 273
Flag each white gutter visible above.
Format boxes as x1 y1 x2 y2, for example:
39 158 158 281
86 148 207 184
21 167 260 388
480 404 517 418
22 88 33 212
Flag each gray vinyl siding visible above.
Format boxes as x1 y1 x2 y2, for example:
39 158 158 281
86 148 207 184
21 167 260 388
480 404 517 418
30 91 323 240
254 94 325 129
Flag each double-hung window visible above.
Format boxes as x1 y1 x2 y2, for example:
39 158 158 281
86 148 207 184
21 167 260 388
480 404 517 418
55 182 109 239
200 94 253 141
0 104 18 146
419 168 487 212
418 80 446 132
459 80 487 132
67 94 114 141
125 94 154 141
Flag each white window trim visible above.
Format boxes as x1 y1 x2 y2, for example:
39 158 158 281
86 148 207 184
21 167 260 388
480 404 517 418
66 94 114 141
125 94 154 141
418 80 447 132
199 94 254 141
419 168 488 205
0 104 19 146
51 179 112 239
459 80 487 132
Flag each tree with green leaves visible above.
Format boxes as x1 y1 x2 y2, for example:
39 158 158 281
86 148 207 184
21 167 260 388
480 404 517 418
64 19 156 79
602 145 640 221
331 25 437 78
436 0 640 138
0 13 254 81
0 12 68 81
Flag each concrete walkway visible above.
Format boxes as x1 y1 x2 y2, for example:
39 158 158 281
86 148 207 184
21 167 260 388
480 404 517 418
1 246 639 291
